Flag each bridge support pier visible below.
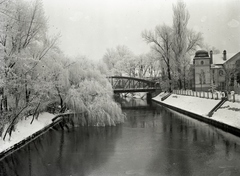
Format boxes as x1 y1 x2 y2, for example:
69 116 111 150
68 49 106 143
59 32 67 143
147 92 152 104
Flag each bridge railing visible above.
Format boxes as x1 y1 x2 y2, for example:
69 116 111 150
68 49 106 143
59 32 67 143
172 89 240 103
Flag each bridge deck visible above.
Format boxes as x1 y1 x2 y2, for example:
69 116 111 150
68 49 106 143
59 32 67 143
113 88 158 93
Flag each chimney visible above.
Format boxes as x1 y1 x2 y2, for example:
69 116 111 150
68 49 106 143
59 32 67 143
223 50 227 61
210 50 213 64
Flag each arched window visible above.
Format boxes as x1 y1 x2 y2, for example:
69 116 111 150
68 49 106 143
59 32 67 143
201 60 204 65
219 70 224 76
202 71 206 84
199 70 206 84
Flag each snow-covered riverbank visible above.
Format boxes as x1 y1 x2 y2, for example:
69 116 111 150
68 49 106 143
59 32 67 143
1 93 240 156
0 112 55 154
153 93 240 129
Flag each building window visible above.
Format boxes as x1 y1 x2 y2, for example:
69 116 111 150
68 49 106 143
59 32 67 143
201 61 204 65
236 60 240 68
220 82 225 91
212 70 215 84
237 72 240 84
219 70 224 76
236 60 240 72
199 70 206 84
229 73 234 86
202 71 206 84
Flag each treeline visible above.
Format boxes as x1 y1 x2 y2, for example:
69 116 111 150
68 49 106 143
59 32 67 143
102 1 204 91
0 0 124 140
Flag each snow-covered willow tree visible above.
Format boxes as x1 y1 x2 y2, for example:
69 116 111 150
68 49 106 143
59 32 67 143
65 57 125 126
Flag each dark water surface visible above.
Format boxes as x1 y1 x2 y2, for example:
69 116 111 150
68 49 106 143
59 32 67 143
1 98 240 176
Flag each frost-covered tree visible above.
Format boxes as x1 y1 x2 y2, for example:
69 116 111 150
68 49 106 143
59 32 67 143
135 52 161 78
0 0 124 140
115 56 138 77
65 57 125 126
102 45 134 76
0 0 59 139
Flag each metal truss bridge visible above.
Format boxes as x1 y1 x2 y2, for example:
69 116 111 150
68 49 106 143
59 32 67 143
107 76 161 93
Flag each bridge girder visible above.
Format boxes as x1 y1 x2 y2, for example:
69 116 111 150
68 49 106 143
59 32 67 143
107 76 160 93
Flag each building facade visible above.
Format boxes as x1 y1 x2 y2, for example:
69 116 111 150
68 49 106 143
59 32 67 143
192 50 240 93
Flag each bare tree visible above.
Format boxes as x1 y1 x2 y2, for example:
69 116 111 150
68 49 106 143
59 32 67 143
142 24 173 91
171 1 202 89
223 60 240 92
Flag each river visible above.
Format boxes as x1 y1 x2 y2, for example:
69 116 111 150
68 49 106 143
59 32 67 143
1 98 240 176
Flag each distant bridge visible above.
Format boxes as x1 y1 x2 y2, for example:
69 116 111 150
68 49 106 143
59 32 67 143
107 76 161 93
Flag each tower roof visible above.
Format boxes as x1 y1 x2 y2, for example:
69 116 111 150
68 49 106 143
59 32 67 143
195 50 209 58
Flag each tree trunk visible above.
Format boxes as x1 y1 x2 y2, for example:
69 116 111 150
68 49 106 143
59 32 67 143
0 98 2 112
25 83 30 104
178 79 182 89
56 86 63 109
167 64 172 92
3 95 8 111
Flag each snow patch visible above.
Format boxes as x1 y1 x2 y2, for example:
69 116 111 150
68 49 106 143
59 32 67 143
153 93 240 129
0 112 55 153
153 94 220 116
212 101 240 128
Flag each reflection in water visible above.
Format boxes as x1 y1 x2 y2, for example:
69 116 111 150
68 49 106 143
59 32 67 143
0 126 122 176
116 96 149 108
1 98 240 176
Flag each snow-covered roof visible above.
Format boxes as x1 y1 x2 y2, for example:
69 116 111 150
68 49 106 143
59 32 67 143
188 51 239 66
212 53 237 65
211 65 223 69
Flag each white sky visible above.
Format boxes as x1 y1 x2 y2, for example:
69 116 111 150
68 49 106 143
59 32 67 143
42 0 240 60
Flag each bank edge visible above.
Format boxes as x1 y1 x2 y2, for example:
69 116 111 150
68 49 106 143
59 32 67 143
152 98 240 137
0 116 63 160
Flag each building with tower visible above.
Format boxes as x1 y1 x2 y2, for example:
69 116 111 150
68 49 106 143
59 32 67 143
192 50 240 93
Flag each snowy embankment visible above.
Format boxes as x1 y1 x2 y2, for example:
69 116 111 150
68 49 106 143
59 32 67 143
153 93 240 129
0 112 55 154
213 101 240 129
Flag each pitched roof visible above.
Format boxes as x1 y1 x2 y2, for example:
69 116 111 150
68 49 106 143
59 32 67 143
212 53 237 65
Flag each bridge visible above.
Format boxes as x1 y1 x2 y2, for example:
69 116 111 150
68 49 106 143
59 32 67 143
107 76 161 93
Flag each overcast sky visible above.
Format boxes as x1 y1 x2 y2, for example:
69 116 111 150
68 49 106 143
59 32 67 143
42 0 240 60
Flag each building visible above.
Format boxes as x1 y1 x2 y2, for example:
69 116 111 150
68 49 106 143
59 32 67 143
192 50 240 93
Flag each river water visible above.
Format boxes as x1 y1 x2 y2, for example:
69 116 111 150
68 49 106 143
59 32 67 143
1 98 240 176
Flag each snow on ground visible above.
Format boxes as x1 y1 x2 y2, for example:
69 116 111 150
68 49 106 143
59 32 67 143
212 101 240 129
132 92 146 99
153 94 220 116
153 93 240 129
0 112 55 153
